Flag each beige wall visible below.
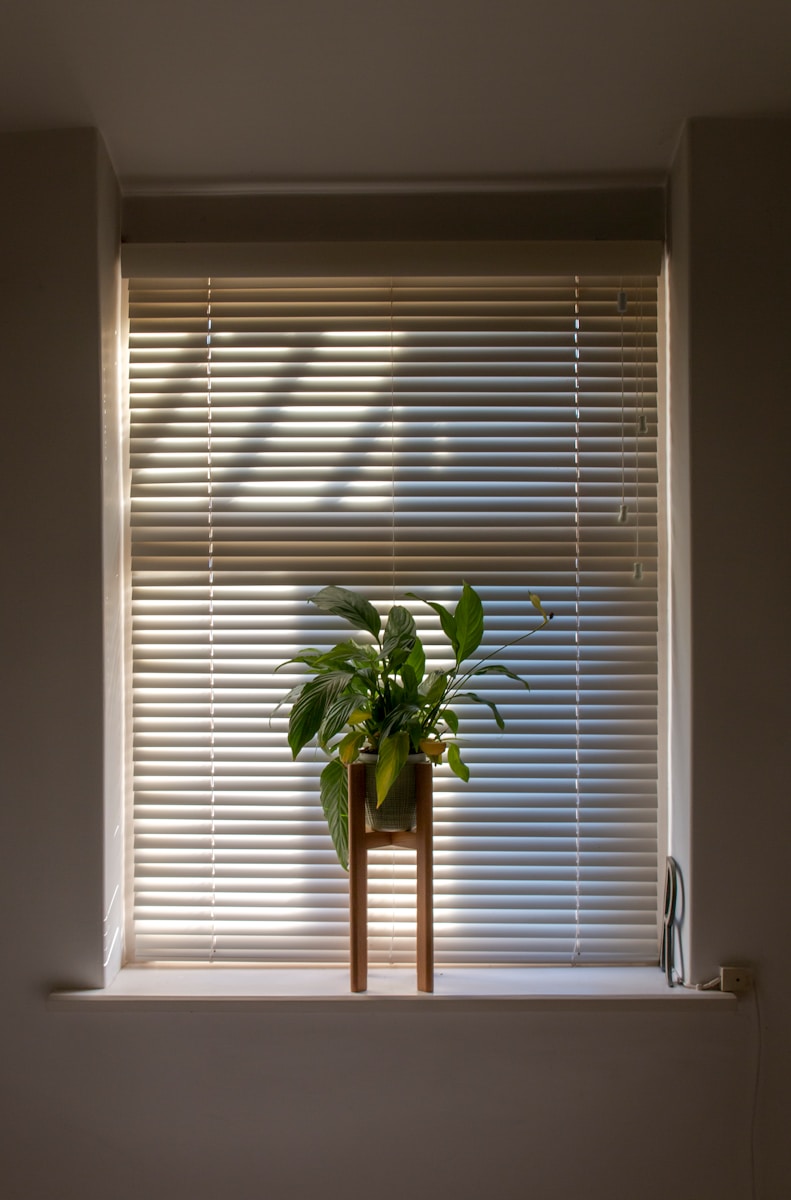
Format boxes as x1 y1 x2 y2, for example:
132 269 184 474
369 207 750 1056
1 129 111 993
668 118 791 1192
0 122 788 1199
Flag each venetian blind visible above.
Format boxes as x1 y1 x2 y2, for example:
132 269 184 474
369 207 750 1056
127 273 659 965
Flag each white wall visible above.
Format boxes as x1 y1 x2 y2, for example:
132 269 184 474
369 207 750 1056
0 123 788 1200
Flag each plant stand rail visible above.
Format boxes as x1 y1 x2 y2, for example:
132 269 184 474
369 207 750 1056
347 761 433 993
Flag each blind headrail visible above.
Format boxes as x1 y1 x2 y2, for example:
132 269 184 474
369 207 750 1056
120 239 664 280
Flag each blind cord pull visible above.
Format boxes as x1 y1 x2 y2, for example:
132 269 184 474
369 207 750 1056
617 288 629 524
633 278 645 582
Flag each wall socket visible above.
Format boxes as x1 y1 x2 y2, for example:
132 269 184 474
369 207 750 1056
720 966 754 994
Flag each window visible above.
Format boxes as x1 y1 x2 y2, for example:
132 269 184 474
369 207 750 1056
126 267 660 967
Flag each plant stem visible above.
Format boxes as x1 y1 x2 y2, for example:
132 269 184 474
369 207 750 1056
445 613 552 706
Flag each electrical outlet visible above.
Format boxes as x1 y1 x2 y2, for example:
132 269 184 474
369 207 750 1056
720 966 754 994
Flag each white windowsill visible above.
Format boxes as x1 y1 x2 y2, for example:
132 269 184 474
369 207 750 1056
49 966 737 1012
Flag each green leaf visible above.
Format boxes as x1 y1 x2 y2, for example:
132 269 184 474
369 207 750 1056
314 640 376 669
382 605 417 659
287 689 326 757
309 586 381 637
405 592 459 657
400 662 418 702
320 759 349 871
424 671 449 707
356 666 379 692
405 636 426 685
269 682 304 724
375 731 410 807
274 648 322 672
471 663 530 689
319 694 368 746
455 582 484 663
454 690 506 730
441 708 459 734
379 701 420 738
408 720 427 752
447 743 470 783
287 671 352 757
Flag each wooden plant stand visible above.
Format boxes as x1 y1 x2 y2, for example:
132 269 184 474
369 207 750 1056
347 761 434 993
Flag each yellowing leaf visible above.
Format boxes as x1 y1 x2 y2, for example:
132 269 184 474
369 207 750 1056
419 739 445 758
529 591 548 619
338 730 365 764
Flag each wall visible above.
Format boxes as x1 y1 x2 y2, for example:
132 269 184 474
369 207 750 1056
1 129 111 995
0 123 787 1200
668 117 791 1193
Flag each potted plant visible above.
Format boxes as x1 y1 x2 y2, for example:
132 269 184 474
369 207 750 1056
275 583 551 870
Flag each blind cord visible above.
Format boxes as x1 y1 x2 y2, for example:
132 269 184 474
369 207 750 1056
390 281 396 606
572 277 582 964
633 280 644 582
207 279 217 962
389 281 397 964
617 285 629 525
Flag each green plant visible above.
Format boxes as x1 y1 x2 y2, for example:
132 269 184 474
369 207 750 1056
276 583 551 870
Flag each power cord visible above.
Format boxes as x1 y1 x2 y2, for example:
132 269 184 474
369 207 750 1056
670 971 721 990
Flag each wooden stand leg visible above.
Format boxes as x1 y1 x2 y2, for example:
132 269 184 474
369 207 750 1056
415 762 434 993
348 764 368 992
347 760 434 994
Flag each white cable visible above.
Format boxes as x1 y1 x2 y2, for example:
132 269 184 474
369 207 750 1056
672 973 721 991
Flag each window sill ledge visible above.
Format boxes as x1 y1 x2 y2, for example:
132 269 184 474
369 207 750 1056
49 966 737 1013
